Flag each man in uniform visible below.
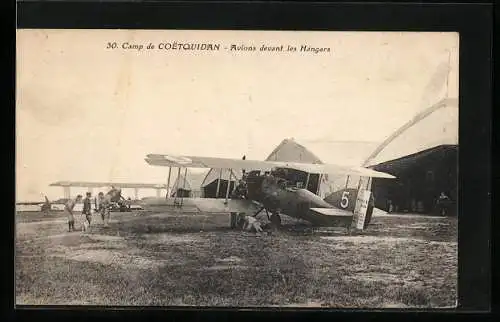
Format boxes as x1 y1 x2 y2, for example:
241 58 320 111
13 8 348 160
232 179 248 199
65 194 82 232
81 192 93 232
95 192 105 222
229 179 248 228
437 192 451 216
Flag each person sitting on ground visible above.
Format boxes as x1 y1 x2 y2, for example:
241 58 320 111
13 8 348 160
81 192 92 232
65 194 82 232
240 214 263 233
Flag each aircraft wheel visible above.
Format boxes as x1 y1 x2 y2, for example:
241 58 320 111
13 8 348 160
270 213 281 227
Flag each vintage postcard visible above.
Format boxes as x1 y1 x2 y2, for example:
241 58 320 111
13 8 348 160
16 29 458 308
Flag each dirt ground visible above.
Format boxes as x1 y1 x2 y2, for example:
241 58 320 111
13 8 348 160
15 209 457 308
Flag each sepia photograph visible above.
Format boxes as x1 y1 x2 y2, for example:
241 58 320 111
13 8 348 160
16 29 458 308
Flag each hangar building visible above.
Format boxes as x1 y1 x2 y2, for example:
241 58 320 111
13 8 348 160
364 98 458 215
265 97 458 216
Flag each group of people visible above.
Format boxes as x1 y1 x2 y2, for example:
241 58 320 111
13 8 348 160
385 191 452 216
64 187 123 232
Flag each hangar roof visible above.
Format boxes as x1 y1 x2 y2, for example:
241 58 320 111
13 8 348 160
371 144 458 175
266 138 379 167
364 98 458 167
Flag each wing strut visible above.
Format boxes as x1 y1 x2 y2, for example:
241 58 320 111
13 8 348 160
173 167 181 205
180 167 187 207
216 169 222 198
224 168 231 205
64 186 70 199
316 174 322 195
166 167 172 199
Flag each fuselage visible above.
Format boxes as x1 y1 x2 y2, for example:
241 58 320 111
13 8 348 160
246 171 373 227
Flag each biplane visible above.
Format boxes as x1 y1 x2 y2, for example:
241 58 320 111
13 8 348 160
16 196 52 213
143 154 396 232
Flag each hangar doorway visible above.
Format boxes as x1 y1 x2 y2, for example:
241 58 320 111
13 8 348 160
371 145 457 215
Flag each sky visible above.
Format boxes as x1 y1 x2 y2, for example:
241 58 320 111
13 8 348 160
16 30 459 201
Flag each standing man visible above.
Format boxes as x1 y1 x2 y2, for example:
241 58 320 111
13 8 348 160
81 192 93 232
65 194 82 232
95 192 105 222
437 192 451 216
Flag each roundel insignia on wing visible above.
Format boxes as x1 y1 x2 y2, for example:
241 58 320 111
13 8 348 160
163 155 193 165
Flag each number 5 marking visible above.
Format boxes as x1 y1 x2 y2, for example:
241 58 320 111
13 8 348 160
341 191 350 209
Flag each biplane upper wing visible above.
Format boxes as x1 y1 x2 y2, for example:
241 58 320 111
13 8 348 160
191 198 261 214
50 181 166 189
145 154 396 179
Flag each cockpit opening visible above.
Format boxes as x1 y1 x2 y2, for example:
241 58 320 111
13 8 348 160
270 167 320 193
243 167 321 195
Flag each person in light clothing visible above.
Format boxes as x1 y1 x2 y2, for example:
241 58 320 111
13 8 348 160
65 195 82 232
239 215 263 233
95 192 105 221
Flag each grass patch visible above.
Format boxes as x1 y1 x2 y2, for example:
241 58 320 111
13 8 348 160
16 210 457 307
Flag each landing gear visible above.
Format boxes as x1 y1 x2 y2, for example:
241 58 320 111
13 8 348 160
253 206 265 217
230 212 246 229
230 212 239 229
270 213 281 228
254 206 273 221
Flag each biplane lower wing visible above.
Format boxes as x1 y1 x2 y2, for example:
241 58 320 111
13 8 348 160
145 154 396 179
192 198 261 214
141 197 261 215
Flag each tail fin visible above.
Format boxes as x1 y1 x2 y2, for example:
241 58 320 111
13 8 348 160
322 188 358 212
323 188 376 229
